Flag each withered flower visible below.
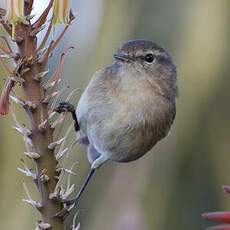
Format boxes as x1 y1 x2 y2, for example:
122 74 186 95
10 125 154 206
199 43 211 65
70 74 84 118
0 78 16 115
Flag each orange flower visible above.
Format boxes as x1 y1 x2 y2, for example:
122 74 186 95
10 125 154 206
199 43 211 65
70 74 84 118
202 212 230 224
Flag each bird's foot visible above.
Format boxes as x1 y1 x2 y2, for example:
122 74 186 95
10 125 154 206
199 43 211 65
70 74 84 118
55 202 75 220
55 101 80 132
55 101 75 113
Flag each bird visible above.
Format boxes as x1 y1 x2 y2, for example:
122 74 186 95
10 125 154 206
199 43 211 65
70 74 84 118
55 39 177 208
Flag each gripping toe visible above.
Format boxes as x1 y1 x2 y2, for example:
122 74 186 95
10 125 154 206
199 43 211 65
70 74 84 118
55 101 75 113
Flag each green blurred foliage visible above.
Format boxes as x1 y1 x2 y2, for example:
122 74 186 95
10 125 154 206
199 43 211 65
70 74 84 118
0 0 230 229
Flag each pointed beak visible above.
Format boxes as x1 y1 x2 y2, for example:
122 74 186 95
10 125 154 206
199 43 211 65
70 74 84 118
113 52 130 62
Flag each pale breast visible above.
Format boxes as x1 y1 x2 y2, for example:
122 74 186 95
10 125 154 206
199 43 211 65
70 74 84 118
77 63 176 162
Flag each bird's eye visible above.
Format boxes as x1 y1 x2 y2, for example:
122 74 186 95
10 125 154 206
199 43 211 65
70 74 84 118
144 53 156 63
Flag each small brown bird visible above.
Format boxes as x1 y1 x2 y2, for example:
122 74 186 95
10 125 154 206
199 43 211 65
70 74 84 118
56 39 177 207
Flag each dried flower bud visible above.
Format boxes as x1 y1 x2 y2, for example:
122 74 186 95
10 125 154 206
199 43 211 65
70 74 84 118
52 0 72 26
38 221 51 229
24 151 41 159
5 0 27 39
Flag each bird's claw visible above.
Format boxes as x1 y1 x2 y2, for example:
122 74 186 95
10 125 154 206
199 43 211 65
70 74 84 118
55 101 75 113
55 203 75 220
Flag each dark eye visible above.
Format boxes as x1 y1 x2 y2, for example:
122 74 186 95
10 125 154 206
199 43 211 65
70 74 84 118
144 53 156 63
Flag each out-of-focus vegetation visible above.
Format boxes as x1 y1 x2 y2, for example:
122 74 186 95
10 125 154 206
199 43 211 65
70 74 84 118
0 0 229 229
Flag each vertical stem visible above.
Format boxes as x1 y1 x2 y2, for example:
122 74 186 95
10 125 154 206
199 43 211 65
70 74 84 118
17 22 63 230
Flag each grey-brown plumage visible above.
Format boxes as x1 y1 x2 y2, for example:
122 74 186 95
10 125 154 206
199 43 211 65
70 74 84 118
77 40 177 168
56 40 177 208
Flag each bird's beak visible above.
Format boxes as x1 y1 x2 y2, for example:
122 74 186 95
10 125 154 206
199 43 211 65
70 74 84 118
114 52 130 62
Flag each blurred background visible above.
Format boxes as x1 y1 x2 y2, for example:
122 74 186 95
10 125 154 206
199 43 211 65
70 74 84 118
0 0 230 229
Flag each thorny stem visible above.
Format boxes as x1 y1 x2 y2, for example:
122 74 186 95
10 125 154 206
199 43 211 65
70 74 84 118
0 0 77 229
